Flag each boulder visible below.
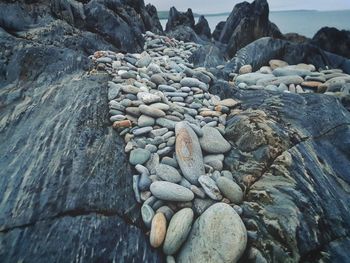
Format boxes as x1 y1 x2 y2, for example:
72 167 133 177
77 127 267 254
165 7 195 32
177 203 247 263
312 27 350 59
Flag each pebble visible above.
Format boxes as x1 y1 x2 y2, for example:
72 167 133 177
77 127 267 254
155 164 182 183
163 208 194 255
139 105 166 118
133 126 153 136
138 115 155 127
150 181 195 202
216 177 243 204
141 204 155 228
180 77 207 91
239 64 253 74
198 175 223 201
151 74 167 85
156 118 176 129
177 203 247 263
150 213 167 248
175 122 205 184
137 92 162 104
138 173 152 191
156 206 174 221
129 148 151 165
199 126 231 154
108 81 122 100
204 154 224 171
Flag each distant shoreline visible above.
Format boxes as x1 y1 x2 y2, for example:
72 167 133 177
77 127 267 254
158 9 350 20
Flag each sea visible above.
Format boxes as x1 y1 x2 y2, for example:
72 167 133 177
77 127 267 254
160 10 350 38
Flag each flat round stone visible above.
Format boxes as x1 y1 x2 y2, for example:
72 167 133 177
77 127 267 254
129 148 151 165
155 164 182 183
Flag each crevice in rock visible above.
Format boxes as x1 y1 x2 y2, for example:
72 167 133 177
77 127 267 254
0 208 142 235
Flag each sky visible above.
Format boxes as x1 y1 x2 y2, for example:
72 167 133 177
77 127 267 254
145 0 350 13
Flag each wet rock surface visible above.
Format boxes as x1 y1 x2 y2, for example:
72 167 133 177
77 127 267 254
1 0 350 262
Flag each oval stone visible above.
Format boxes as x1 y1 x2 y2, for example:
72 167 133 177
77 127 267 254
216 177 243 204
150 212 167 248
163 208 194 255
139 104 166 118
175 121 205 184
155 164 182 183
150 181 194 202
177 203 247 263
199 126 231 154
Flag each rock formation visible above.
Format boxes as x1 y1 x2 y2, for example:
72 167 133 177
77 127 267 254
194 15 211 40
216 0 282 57
311 27 350 59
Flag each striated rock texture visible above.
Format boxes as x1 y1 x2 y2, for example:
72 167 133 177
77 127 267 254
0 0 163 262
311 27 350 59
210 80 350 262
216 0 282 57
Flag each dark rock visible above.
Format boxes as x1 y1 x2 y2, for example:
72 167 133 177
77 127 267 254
165 7 195 32
217 0 282 57
212 21 226 42
192 47 226 71
194 16 211 40
0 1 164 262
284 32 310 44
145 4 164 35
311 27 350 59
166 25 202 43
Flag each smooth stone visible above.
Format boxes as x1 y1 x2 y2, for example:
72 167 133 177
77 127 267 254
150 181 195 202
177 203 247 263
108 81 122 100
129 148 151 165
136 51 152 68
110 115 126 122
157 146 173 157
145 144 157 153
150 213 167 248
138 173 152 191
139 105 166 118
199 126 231 154
151 103 170 111
151 74 167 85
135 164 149 176
190 185 206 198
150 128 168 137
159 85 177 92
137 92 161 104
96 57 112 63
204 154 224 171
180 77 207 91
163 208 194 255
269 59 288 69
121 72 137 79
273 67 311 77
161 157 178 168
235 73 274 85
155 164 182 183
221 170 234 181
260 66 272 74
256 75 304 86
198 175 222 201
239 64 253 74
125 107 141 117
133 126 153 136
141 204 155 228
167 137 176 147
156 118 176 129
138 115 155 127
121 85 139 94
216 177 243 204
175 122 205 184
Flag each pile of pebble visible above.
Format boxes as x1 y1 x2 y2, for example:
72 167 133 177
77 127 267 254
91 31 247 263
232 60 350 97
